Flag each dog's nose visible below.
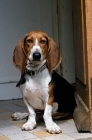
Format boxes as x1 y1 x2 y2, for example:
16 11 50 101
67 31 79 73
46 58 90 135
33 52 41 61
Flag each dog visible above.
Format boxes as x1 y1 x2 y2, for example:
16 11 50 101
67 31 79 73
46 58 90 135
11 31 76 134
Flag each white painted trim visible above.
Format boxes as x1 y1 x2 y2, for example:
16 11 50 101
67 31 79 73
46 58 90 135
0 83 22 100
0 77 19 84
58 0 75 83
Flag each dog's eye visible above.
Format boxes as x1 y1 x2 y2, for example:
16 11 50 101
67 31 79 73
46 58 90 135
40 40 46 44
27 39 33 43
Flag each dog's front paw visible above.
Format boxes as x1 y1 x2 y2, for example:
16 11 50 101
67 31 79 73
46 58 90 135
22 121 37 131
46 123 62 134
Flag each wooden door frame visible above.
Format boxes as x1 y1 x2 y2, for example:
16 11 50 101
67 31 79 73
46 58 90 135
73 0 92 132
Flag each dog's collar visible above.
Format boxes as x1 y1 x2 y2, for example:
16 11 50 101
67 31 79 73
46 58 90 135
25 63 47 76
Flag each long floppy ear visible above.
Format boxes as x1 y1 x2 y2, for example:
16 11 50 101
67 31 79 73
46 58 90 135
46 38 62 73
13 39 27 75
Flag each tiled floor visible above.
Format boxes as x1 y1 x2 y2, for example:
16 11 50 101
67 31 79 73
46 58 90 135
0 99 92 140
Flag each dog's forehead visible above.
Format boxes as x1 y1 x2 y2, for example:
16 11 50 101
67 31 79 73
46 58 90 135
26 31 48 39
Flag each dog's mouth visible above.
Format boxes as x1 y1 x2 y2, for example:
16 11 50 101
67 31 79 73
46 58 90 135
26 58 46 70
27 60 42 68
28 61 40 66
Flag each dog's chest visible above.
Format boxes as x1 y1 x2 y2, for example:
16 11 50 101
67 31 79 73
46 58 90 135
20 69 51 110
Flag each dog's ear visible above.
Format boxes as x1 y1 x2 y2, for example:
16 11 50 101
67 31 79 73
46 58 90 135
46 38 62 73
13 39 27 74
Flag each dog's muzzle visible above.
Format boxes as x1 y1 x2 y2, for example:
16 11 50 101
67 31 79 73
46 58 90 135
33 52 41 61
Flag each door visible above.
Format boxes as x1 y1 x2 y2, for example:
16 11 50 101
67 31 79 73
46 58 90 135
73 0 92 132
0 0 58 100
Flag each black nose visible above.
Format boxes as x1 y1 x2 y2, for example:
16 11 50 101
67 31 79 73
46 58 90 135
33 52 41 61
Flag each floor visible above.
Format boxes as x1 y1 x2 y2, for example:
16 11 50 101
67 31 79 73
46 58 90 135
0 100 92 140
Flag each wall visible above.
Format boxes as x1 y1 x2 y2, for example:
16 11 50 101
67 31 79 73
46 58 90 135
0 0 56 100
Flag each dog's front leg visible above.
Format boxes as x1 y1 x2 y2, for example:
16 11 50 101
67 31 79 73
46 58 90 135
43 103 61 134
22 99 36 131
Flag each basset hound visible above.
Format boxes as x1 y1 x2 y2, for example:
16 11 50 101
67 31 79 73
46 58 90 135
12 31 76 134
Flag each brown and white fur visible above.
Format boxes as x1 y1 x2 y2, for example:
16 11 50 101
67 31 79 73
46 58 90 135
12 31 76 134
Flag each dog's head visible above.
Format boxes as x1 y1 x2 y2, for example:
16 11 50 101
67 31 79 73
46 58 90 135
13 31 62 74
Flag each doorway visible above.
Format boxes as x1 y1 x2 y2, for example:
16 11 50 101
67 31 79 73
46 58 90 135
0 0 75 100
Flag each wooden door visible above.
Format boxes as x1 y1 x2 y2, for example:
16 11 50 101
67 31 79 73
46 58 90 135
73 0 92 132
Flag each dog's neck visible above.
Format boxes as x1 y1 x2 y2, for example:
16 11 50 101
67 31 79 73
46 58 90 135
25 63 47 76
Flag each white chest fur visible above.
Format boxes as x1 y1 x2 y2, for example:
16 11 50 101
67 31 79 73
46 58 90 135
20 68 51 110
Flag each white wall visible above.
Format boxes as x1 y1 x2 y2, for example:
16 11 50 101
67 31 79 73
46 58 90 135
0 0 57 100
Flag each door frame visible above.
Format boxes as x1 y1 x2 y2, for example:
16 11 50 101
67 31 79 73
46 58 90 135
73 0 92 132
